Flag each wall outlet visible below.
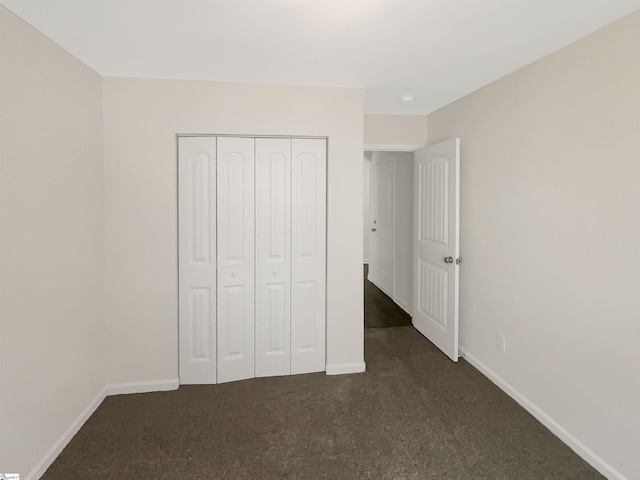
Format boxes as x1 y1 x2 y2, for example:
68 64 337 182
496 333 506 353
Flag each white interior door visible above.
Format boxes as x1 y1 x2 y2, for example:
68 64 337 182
178 136 217 384
413 138 460 362
372 157 395 296
291 138 326 375
217 137 255 383
255 138 292 377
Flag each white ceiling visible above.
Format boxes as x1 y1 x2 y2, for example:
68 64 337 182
3 0 640 114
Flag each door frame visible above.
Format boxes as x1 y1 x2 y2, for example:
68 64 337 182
365 144 424 312
364 144 424 152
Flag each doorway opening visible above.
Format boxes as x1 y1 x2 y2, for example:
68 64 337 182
363 149 414 329
363 139 461 362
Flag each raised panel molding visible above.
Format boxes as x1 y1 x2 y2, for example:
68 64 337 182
266 283 287 354
192 152 211 263
190 288 211 360
419 155 449 247
297 153 317 256
223 152 246 262
294 281 316 352
222 286 245 359
268 153 287 258
418 259 448 330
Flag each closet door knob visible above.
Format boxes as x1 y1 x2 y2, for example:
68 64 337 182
272 270 277 276
231 272 237 278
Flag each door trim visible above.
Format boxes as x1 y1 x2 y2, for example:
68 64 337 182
365 143 424 152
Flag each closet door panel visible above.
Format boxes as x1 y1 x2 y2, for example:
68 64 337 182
291 138 327 374
178 136 217 384
255 138 292 377
217 137 255 383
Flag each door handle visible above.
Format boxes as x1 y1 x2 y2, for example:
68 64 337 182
371 228 377 232
444 256 454 264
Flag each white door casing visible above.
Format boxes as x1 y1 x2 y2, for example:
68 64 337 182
291 138 327 375
178 136 218 384
255 138 292 377
217 137 256 383
372 157 395 296
412 139 460 362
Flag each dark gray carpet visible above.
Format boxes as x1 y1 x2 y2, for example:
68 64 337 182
364 264 412 329
43 327 602 479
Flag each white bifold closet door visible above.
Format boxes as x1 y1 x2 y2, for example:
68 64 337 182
217 137 256 383
178 136 218 384
291 139 327 375
255 138 292 377
255 138 327 376
179 136 326 385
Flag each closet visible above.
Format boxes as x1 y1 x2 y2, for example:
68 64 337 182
178 136 327 384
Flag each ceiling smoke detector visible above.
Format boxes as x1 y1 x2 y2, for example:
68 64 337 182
400 94 415 104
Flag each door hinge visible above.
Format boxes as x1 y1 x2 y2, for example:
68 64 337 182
455 257 462 265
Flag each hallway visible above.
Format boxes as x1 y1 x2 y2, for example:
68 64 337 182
364 264 412 329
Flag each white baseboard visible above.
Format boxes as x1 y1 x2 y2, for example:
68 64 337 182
26 378 179 480
25 386 108 480
460 349 626 480
106 378 179 396
325 362 367 375
393 295 412 316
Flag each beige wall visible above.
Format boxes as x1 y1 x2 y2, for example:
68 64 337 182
364 113 427 146
103 78 365 384
428 11 640 479
363 152 372 262
0 6 104 478
390 153 413 313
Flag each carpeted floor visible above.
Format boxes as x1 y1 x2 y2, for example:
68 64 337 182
364 265 412 329
43 326 602 479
